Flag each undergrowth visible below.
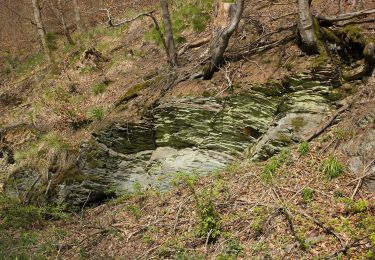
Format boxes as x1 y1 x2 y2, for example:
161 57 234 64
146 0 213 45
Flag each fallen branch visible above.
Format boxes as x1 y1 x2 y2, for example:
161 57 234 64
306 98 355 142
100 8 155 27
178 36 210 55
127 217 165 242
330 236 370 257
292 208 345 247
227 34 296 62
318 8 375 23
23 174 41 205
350 159 375 199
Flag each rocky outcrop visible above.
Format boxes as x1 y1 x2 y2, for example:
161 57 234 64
5 71 343 207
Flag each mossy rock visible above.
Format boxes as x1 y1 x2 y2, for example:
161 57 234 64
115 76 163 106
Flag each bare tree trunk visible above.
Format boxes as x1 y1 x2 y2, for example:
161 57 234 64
159 0 177 67
203 0 244 79
32 0 52 64
50 0 74 45
297 0 318 54
72 0 82 32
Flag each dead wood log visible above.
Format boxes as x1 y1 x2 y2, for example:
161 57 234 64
318 8 375 24
178 37 211 55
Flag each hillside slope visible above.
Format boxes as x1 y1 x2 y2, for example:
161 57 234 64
1 0 375 259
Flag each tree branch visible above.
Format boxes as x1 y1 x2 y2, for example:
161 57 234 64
318 8 375 23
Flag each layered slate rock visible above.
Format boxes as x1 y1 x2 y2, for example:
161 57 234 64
5 71 342 207
249 73 334 160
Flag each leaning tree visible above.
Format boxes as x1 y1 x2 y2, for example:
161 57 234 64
203 0 245 79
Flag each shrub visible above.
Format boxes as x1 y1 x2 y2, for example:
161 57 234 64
217 238 244 259
321 156 345 179
0 195 67 229
194 188 221 242
171 172 199 189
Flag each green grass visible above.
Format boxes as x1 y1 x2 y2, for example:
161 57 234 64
146 0 213 45
298 141 310 156
89 107 105 121
301 188 315 203
0 195 68 230
321 156 345 179
260 149 291 183
14 53 44 76
92 82 108 95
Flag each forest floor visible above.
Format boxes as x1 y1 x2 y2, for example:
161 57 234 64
1 0 375 259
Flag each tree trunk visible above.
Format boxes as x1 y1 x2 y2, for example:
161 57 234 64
32 0 52 64
51 0 74 45
297 0 318 54
159 0 177 68
203 0 244 79
72 0 82 32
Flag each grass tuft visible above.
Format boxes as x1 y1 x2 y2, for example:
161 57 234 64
321 156 345 179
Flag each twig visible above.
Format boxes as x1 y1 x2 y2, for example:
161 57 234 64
330 236 370 257
127 217 164 242
178 36 210 55
306 98 355 142
173 195 192 234
205 229 213 256
80 191 92 222
318 8 375 23
23 174 41 205
292 208 345 247
351 159 375 199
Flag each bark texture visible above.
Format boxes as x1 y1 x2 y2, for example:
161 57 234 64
32 0 52 63
72 0 82 32
297 0 318 54
203 0 245 79
56 0 74 45
160 0 177 67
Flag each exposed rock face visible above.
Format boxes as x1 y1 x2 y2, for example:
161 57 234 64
342 117 375 191
5 71 342 207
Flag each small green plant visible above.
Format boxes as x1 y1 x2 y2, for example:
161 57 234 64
194 188 221 242
92 82 108 95
217 238 244 259
260 149 291 183
301 188 315 203
345 199 369 214
171 172 199 189
321 156 345 179
0 195 68 229
298 141 310 156
250 206 268 237
126 205 142 219
335 128 354 141
89 107 105 121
